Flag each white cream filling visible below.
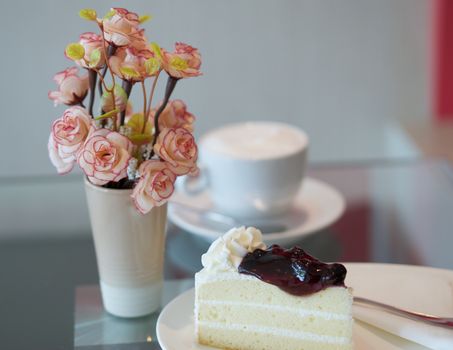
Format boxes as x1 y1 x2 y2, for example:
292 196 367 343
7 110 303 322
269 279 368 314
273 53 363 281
198 321 351 344
198 299 350 321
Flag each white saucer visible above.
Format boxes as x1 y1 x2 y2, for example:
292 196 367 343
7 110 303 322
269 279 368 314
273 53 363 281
168 177 346 245
157 263 453 350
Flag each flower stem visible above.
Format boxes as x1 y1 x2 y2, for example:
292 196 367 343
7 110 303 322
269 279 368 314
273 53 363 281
96 30 118 128
146 71 161 117
94 68 111 93
97 42 117 95
148 76 179 158
120 80 133 126
103 44 117 85
98 70 104 95
87 69 97 117
141 81 148 133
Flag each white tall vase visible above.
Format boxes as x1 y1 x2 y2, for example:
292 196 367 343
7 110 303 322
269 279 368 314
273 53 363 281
84 178 167 318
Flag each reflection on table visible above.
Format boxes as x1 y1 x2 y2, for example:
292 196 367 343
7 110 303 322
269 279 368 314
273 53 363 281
74 280 193 349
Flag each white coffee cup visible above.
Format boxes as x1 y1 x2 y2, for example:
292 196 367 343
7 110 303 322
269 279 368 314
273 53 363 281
186 121 308 218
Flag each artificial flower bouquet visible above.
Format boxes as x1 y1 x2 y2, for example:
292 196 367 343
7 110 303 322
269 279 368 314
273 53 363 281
48 7 201 214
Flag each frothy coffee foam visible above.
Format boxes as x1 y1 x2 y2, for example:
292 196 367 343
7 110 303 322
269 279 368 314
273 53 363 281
201 122 307 160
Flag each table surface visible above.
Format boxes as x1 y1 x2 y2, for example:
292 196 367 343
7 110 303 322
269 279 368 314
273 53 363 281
2 159 453 350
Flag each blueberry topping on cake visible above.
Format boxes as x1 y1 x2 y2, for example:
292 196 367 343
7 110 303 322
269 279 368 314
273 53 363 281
238 245 347 295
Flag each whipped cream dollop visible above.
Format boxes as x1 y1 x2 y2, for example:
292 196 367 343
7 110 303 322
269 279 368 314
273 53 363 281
201 226 266 272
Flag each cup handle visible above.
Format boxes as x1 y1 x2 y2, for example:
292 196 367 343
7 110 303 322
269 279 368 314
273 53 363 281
180 166 208 195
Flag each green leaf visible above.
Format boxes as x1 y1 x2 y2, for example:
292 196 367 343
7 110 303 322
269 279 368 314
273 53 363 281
65 43 85 60
126 113 152 138
126 113 146 133
145 57 160 75
114 84 128 100
150 42 163 60
129 133 152 144
128 119 153 144
95 108 119 120
89 48 101 67
139 14 152 24
79 8 97 21
103 9 115 19
120 66 141 79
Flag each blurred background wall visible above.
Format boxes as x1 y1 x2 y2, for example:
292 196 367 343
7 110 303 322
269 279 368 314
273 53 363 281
1 0 429 178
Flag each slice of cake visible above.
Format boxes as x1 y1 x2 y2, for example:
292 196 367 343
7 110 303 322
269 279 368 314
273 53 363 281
195 227 353 350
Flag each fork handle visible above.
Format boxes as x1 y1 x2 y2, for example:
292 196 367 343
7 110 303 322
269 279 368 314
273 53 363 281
354 297 453 329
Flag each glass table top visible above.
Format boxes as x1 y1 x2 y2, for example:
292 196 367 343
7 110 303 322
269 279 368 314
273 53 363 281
74 280 194 349
1 159 453 349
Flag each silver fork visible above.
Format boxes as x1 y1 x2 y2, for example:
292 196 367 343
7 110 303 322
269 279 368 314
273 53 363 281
354 297 453 328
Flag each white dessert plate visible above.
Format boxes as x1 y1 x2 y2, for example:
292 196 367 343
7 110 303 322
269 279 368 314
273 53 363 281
168 177 346 245
157 263 453 350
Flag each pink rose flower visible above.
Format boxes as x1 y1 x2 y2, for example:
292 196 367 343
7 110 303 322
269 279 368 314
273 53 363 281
103 8 141 47
129 28 148 51
48 135 74 175
48 67 89 106
78 128 134 186
153 99 195 132
153 127 198 175
132 160 177 214
48 106 92 174
161 42 202 79
76 32 106 69
110 47 155 81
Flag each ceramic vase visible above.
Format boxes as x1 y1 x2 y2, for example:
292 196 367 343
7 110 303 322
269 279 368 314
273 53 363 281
84 178 167 318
